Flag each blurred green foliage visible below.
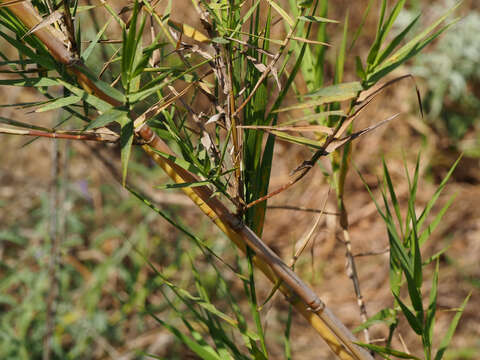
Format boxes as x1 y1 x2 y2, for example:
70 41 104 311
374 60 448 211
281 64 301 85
0 163 231 359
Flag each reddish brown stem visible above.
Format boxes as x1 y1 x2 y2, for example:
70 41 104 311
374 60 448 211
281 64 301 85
0 128 118 142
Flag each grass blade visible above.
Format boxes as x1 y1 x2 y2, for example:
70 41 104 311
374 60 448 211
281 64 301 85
433 292 471 360
394 294 423 335
266 0 294 27
119 115 133 186
35 95 81 112
425 260 439 352
85 108 128 130
149 312 222 360
356 343 421 360
372 0 407 68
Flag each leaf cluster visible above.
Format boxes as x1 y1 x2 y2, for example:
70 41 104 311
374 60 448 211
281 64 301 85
356 156 470 360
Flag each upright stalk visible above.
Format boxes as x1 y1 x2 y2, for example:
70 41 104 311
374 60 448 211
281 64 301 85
44 126 60 360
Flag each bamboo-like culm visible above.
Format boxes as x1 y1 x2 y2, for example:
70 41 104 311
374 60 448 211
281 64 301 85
1 2 373 359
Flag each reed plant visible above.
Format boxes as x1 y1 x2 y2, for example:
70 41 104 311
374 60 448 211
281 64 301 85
0 0 468 359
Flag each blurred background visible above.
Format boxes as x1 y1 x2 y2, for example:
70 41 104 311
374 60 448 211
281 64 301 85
0 0 478 359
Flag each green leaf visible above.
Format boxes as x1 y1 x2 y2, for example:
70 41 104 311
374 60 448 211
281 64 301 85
405 154 420 235
372 0 407 67
389 259 403 297
0 116 50 131
266 0 294 27
85 108 128 130
35 95 81 112
245 249 267 357
119 115 133 186
335 11 349 84
240 124 333 134
0 59 36 66
367 24 452 87
93 77 126 104
121 1 142 90
355 56 366 80
284 305 293 360
356 343 421 360
82 17 113 62
366 0 387 67
357 168 387 221
0 77 60 87
132 44 165 79
129 40 143 92
75 5 97 13
366 3 460 86
68 64 126 103
419 194 456 246
274 93 359 113
296 0 314 9
156 180 212 190
211 37 230 44
267 130 323 149
422 245 450 267
0 28 56 70
189 264 260 342
57 79 113 112
409 201 423 290
254 7 315 235
306 81 363 98
149 313 221 360
127 186 245 281
404 270 423 317
231 0 261 37
425 260 439 349
388 3 459 65
130 14 147 91
298 15 338 24
128 58 209 103
383 159 404 238
433 292 471 360
349 0 374 51
389 222 413 278
149 148 205 178
142 255 245 359
285 0 315 92
375 13 421 68
416 156 461 237
353 308 397 333
394 293 423 335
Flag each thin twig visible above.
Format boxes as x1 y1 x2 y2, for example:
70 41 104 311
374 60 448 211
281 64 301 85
233 15 301 118
343 229 370 344
353 248 389 257
43 125 60 360
291 187 331 267
0 127 119 142
267 204 339 215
